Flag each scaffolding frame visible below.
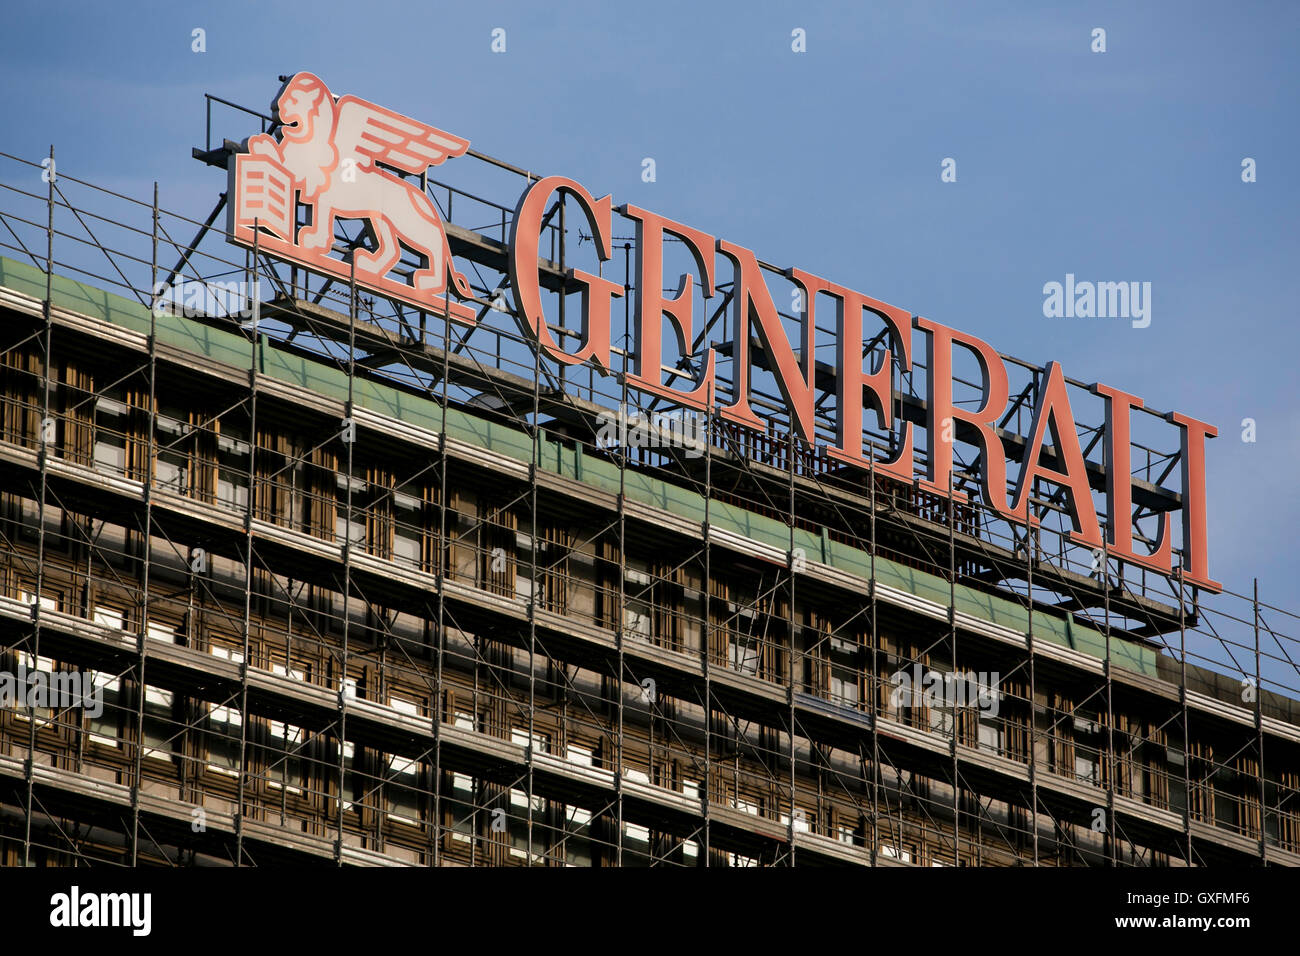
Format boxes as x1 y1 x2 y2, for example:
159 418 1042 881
0 112 1296 867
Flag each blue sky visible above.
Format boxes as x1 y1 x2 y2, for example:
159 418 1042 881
1 1 1296 665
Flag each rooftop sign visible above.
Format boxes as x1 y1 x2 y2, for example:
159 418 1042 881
227 72 1220 594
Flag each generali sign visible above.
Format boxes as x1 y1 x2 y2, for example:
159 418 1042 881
228 73 1220 594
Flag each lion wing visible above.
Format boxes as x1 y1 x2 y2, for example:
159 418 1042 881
333 96 470 175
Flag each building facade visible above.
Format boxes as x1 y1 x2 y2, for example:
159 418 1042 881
0 135 1297 867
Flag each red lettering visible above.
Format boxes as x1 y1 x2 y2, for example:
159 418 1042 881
797 275 914 483
1091 383 1173 574
915 317 1016 522
620 204 716 410
716 240 817 441
1011 362 1102 548
1168 411 1221 592
508 176 622 371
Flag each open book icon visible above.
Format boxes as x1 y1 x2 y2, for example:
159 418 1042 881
231 154 294 242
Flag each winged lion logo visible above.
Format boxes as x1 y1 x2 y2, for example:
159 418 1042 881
228 72 476 323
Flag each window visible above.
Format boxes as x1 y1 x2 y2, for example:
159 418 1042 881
335 473 367 546
781 809 812 834
385 759 421 822
726 603 761 676
155 412 189 495
448 771 476 844
624 560 652 639
1167 745 1188 815
1074 716 1101 785
264 665 307 793
1074 751 1099 784
11 653 55 726
681 837 699 864
266 718 305 794
87 670 122 747
681 780 702 864
563 805 593 866
729 634 760 676
336 513 367 548
828 636 861 707
623 821 652 866
339 740 357 813
977 709 1002 754
141 685 174 761
216 431 250 513
145 621 177 644
392 487 424 570
93 605 127 630
507 786 546 861
18 590 57 613
507 728 549 859
209 644 244 665
207 647 243 775
386 698 422 823
879 843 913 863
929 693 954 737
729 792 761 863
93 396 127 475
271 662 304 682
511 727 549 755
388 697 419 718
515 532 543 604
565 744 594 767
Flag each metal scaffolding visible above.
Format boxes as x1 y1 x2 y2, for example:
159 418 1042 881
0 89 1297 867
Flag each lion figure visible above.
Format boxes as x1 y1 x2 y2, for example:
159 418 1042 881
245 72 471 300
